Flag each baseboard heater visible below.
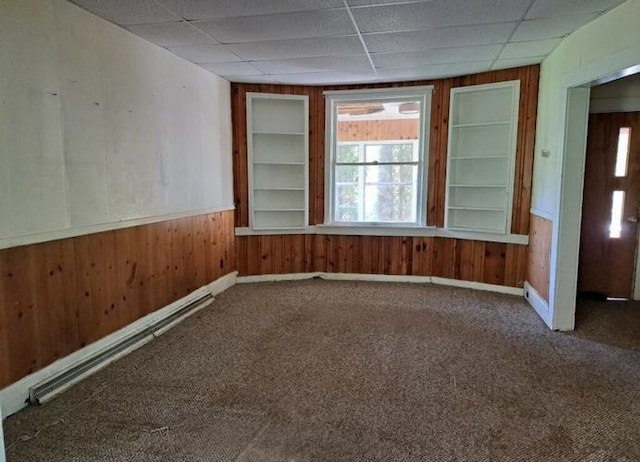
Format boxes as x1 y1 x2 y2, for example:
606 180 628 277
29 292 214 405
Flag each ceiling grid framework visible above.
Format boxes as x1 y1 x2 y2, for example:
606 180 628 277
69 0 629 85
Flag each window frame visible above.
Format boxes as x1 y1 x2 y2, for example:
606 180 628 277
324 86 433 228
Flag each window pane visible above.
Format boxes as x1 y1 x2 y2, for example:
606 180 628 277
365 143 417 162
615 127 631 177
337 144 359 163
331 91 428 225
336 165 359 183
609 190 625 238
336 184 360 222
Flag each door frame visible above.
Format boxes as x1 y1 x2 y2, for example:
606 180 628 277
550 45 640 330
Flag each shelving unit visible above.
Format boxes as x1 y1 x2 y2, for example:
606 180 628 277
247 93 309 230
445 81 520 234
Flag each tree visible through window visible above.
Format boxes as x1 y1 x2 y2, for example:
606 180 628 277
335 142 418 223
325 87 431 226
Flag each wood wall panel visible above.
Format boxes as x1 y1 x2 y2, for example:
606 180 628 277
237 235 527 288
527 214 552 302
232 66 539 286
337 119 419 142
0 210 235 389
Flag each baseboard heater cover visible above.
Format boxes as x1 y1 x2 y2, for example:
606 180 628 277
28 292 214 405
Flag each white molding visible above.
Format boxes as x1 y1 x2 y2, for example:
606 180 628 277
237 272 523 296
236 273 319 283
318 225 437 237
0 206 235 251
0 271 237 418
429 276 523 295
235 226 318 236
435 229 528 245
530 208 555 221
524 281 552 329
235 225 528 244
0 403 5 462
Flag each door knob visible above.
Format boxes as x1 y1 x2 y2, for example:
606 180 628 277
628 216 638 223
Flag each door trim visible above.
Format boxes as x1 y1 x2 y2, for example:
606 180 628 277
551 44 640 330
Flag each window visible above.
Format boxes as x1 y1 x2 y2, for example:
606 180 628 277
325 87 432 226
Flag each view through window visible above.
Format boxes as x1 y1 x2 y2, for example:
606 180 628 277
326 88 431 226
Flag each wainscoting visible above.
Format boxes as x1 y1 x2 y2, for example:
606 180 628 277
0 210 235 389
527 214 552 302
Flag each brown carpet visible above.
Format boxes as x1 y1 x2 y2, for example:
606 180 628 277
4 280 640 461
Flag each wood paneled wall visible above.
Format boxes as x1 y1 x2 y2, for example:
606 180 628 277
0 210 235 389
527 214 552 302
337 119 419 142
237 235 527 287
231 66 540 285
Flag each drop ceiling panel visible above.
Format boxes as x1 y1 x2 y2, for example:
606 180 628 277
168 0 344 20
525 0 626 19
68 0 627 85
252 56 373 75
71 0 178 25
125 22 213 47
192 9 356 44
499 39 562 60
199 62 263 76
352 0 531 33
228 36 364 61
363 23 517 54
511 13 598 41
372 44 503 68
167 45 241 63
376 61 493 81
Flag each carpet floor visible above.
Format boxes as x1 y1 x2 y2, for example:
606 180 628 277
3 280 640 461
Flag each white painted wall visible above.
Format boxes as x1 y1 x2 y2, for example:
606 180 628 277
0 0 233 247
0 405 5 462
590 73 640 113
529 0 640 329
531 0 640 217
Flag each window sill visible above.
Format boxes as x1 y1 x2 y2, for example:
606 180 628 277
235 225 529 244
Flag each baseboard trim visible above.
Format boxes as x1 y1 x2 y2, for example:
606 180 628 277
0 271 237 419
237 272 523 296
524 281 552 328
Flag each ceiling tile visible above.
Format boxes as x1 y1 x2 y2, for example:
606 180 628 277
192 9 355 44
511 13 598 41
169 0 344 20
199 62 263 76
376 61 493 81
228 36 364 61
252 55 372 74
372 44 502 68
268 71 378 85
363 23 517 53
499 38 562 60
125 22 214 47
352 0 531 33
525 0 626 20
71 0 179 25
167 45 241 63
491 57 543 71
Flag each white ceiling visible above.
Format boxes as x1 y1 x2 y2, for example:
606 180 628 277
69 0 628 85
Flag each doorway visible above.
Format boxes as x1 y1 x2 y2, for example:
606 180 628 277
578 109 640 300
